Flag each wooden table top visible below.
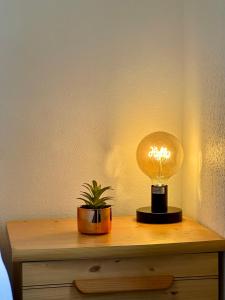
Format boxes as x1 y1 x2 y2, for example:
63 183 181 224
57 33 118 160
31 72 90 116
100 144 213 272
7 216 225 262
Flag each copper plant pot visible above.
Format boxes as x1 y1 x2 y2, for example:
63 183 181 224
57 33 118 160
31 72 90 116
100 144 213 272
77 206 112 235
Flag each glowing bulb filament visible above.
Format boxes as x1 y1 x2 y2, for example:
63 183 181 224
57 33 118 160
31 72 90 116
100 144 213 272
148 146 171 161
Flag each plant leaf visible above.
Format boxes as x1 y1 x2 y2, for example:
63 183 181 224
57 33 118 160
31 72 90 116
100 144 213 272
78 180 113 208
77 197 93 206
96 186 112 198
82 183 94 195
80 192 94 202
93 196 112 206
93 200 106 207
92 180 98 189
99 196 113 201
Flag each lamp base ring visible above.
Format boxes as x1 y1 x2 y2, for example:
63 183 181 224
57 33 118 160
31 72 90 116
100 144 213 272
136 206 182 224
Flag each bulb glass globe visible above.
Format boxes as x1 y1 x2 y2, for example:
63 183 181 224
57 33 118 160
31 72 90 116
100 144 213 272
136 131 183 186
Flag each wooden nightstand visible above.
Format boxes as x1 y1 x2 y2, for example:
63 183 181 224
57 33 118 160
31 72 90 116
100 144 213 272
7 216 225 300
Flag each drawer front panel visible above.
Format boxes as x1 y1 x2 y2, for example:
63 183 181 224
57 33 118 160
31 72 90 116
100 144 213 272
23 279 218 300
23 253 217 287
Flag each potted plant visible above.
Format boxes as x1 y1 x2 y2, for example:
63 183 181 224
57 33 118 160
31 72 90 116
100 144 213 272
77 180 112 234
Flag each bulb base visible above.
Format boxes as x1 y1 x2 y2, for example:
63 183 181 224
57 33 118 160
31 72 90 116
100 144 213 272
136 206 182 224
151 185 168 213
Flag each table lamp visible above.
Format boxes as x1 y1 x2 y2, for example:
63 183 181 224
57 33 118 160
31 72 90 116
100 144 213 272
136 131 183 224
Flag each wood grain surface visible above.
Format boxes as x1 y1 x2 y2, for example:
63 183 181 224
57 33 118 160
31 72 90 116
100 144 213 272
7 216 225 262
23 279 218 300
22 253 217 287
74 275 174 293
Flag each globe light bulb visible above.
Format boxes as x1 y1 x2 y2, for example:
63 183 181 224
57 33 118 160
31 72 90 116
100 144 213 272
136 131 184 224
136 131 183 186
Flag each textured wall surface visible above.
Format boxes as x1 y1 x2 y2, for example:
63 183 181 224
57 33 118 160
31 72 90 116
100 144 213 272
0 0 184 261
2 0 224 272
183 0 225 236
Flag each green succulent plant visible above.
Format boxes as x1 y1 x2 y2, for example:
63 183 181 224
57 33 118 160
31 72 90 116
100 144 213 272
78 180 112 209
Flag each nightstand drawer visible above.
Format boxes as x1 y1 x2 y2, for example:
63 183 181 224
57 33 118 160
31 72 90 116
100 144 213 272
8 217 225 300
23 279 218 300
23 253 217 287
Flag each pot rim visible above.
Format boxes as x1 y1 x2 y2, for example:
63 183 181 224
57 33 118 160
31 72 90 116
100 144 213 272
78 205 111 210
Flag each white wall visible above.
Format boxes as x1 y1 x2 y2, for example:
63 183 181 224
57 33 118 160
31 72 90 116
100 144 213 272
0 0 184 260
183 0 225 236
1 0 225 275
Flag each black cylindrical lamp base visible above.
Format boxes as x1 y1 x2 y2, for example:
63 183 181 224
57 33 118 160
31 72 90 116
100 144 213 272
136 206 182 224
136 184 182 224
151 185 168 213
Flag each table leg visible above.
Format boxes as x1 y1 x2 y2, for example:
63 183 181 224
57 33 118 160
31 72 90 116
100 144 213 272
219 252 225 300
13 262 22 300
